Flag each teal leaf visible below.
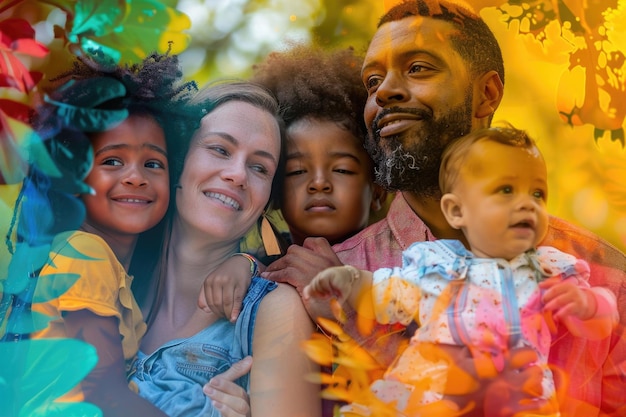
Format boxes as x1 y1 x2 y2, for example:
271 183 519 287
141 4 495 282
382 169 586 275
70 0 127 39
5 310 54 334
53 240 103 262
50 77 127 108
78 38 122 68
5 243 50 294
28 401 102 417
52 101 127 133
0 116 61 184
0 338 99 416
44 78 129 132
32 273 81 303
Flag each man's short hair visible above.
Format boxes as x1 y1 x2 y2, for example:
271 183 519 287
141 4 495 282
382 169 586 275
379 0 505 85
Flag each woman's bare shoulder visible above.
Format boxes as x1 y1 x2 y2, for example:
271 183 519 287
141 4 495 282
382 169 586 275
256 282 312 325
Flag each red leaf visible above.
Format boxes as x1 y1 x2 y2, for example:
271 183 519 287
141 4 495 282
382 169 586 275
12 38 49 58
0 17 48 92
0 18 35 43
0 99 33 123
0 53 38 92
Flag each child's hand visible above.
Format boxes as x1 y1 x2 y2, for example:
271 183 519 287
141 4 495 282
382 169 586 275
539 276 596 321
203 356 252 417
198 254 257 322
262 237 342 296
303 265 358 304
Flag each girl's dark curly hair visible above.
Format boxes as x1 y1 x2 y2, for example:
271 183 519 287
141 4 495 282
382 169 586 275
38 52 204 307
43 52 203 187
250 43 367 145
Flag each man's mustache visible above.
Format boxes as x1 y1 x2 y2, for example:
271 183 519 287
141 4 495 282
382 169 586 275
372 106 433 134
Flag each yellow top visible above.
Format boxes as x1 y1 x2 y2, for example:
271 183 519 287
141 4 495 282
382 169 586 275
32 230 147 401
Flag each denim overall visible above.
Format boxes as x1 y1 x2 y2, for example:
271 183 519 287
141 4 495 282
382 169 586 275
129 277 277 416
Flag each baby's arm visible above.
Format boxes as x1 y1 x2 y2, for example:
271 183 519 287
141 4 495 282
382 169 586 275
539 276 618 339
198 253 259 323
303 265 373 310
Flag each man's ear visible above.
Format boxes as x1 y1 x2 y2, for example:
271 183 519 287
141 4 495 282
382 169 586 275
370 184 387 212
440 193 464 229
474 70 503 120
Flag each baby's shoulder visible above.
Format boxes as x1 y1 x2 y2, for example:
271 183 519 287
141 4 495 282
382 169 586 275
535 246 590 279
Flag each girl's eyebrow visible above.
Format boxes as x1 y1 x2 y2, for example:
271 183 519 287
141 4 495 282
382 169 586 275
329 151 363 163
145 143 168 157
208 131 278 165
94 143 168 158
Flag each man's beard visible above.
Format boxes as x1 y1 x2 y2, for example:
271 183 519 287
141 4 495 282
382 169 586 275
365 95 473 197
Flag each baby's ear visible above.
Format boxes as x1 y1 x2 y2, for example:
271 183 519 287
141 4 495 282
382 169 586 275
370 184 387 212
440 193 464 229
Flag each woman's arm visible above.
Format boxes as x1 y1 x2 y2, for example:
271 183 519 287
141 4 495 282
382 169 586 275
249 283 321 417
63 309 168 416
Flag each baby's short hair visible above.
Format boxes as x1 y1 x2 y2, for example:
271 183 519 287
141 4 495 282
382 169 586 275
439 124 541 194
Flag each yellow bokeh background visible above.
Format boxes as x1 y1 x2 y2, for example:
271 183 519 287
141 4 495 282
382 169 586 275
478 5 626 254
237 0 626 255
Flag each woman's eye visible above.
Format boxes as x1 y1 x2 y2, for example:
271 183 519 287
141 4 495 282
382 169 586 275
251 164 269 175
209 146 229 156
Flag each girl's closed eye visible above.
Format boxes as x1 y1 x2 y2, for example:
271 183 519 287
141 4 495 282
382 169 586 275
334 168 356 175
286 169 306 176
285 160 307 177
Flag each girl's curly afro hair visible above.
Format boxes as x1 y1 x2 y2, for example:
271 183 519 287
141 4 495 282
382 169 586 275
251 43 367 144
